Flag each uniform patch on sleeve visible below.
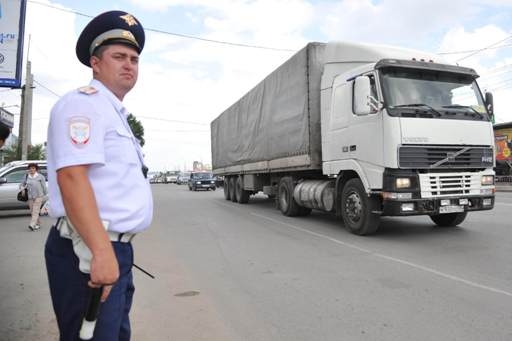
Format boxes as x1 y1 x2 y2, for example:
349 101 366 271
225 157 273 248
69 116 91 146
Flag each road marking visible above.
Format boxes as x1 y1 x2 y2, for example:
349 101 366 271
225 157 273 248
251 212 512 298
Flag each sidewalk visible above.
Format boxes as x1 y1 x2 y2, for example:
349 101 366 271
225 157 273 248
496 184 512 192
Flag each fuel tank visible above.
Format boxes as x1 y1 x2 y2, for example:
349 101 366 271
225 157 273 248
293 180 335 211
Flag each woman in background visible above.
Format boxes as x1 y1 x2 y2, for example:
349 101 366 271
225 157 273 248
22 163 47 231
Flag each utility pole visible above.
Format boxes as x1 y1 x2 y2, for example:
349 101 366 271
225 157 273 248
19 60 33 160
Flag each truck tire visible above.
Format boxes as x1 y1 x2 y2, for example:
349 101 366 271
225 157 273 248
341 178 380 235
236 176 250 204
229 177 237 202
278 177 301 216
430 212 467 227
224 177 231 200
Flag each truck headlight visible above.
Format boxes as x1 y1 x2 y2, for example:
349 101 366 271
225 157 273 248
196 181 201 184
481 175 494 186
396 178 411 189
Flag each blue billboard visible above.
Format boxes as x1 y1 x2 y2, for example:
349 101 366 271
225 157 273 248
0 0 27 88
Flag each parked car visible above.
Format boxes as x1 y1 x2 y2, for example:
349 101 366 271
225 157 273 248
0 160 47 210
177 172 190 185
188 172 216 191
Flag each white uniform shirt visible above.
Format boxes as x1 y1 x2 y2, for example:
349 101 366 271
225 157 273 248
47 79 153 233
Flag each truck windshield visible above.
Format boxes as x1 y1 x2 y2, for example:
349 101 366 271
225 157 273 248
380 68 489 121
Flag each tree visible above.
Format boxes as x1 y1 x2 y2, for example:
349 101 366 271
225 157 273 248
127 113 145 147
1 143 46 164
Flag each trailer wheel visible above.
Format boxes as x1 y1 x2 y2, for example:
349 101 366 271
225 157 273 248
430 212 467 227
223 177 231 200
229 177 237 202
278 177 300 216
341 178 380 235
236 176 250 204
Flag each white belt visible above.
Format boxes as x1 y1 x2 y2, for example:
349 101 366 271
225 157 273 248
56 217 135 244
107 231 136 243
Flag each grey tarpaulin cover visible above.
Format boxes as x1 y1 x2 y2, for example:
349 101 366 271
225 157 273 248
211 42 326 172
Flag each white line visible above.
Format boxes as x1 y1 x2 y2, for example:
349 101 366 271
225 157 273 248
251 212 512 298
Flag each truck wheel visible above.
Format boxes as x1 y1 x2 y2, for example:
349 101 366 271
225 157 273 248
278 177 300 216
236 177 250 204
430 212 467 227
341 178 380 235
224 178 231 200
229 177 237 202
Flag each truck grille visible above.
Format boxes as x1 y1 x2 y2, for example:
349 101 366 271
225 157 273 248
419 173 481 198
399 146 493 169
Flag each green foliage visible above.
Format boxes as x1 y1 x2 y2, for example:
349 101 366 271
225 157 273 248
0 143 46 164
127 113 145 147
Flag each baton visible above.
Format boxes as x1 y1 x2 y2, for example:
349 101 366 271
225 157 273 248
79 286 103 340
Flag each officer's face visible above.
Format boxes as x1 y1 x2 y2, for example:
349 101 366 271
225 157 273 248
90 44 139 100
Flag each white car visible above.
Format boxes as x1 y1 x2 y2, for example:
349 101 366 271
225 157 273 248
0 160 47 210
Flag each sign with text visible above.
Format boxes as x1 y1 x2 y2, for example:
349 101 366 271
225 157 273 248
0 0 27 88
0 107 14 127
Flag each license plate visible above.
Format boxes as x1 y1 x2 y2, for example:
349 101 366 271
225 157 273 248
439 205 464 214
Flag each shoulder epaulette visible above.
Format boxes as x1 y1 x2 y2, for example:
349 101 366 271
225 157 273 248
77 86 98 95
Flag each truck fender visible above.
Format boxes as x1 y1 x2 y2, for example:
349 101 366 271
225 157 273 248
332 162 372 217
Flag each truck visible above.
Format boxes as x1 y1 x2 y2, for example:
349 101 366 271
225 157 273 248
211 41 496 235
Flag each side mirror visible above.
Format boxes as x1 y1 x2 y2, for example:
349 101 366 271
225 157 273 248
353 76 378 115
485 92 494 119
0 177 6 184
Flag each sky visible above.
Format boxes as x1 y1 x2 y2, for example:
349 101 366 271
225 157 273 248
2 0 512 171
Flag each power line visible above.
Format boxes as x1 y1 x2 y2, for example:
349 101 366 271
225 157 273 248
33 79 61 97
439 43 512 55
28 0 295 52
456 35 512 62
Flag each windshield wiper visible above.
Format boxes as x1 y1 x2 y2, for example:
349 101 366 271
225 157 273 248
390 103 442 117
441 105 484 119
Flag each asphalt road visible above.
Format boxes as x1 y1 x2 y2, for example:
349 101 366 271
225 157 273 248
0 185 511 340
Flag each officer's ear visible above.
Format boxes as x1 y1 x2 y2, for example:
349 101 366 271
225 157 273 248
90 55 100 72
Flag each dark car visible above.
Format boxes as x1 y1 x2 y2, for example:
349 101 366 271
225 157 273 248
188 172 216 191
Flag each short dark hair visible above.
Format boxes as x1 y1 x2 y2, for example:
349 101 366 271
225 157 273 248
0 123 10 142
27 163 39 170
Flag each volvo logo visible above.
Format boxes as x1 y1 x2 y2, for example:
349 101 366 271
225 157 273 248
446 152 456 162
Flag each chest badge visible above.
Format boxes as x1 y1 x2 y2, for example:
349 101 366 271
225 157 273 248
69 116 91 146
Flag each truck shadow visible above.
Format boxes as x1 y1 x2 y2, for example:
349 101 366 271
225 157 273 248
246 195 470 238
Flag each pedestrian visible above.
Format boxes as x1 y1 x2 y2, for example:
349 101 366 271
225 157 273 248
45 10 153 341
0 121 10 148
21 162 47 231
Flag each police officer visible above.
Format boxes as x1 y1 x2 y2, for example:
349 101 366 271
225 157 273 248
45 10 153 340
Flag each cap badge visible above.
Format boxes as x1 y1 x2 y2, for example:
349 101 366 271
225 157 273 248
120 14 138 26
69 116 91 146
122 31 136 40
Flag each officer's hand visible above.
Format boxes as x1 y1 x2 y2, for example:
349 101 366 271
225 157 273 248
88 248 119 302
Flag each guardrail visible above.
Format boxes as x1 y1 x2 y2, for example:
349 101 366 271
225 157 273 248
496 175 512 184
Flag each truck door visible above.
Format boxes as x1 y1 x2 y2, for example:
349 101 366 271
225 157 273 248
324 73 384 181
